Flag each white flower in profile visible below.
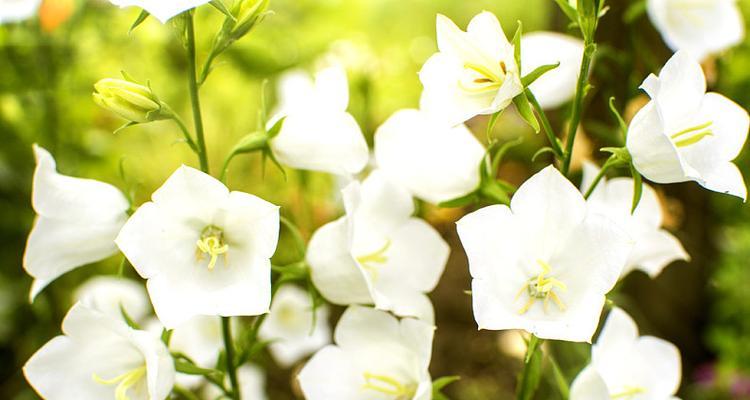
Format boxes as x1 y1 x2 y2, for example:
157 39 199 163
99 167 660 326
582 162 689 279
419 11 523 126
647 0 744 62
374 109 486 204
627 51 749 199
203 365 268 400
106 0 212 23
307 170 449 322
0 0 41 24
74 276 151 322
521 32 584 109
298 306 434 400
24 303 174 400
258 285 331 368
115 165 279 328
570 307 682 400
268 65 369 176
24 145 129 301
456 165 632 342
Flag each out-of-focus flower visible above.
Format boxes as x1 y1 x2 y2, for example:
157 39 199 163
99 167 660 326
106 0 211 23
627 51 749 199
570 307 682 400
521 32 584 109
258 285 331 368
298 306 434 400
74 276 151 322
419 11 523 126
0 0 41 24
93 78 168 124
203 365 268 400
23 303 174 400
457 165 632 342
24 145 129 301
39 0 74 32
115 165 279 328
307 170 449 322
582 162 689 278
647 0 744 62
374 109 485 204
268 65 369 176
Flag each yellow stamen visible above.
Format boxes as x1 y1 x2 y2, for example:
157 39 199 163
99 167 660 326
464 62 502 83
93 366 146 400
355 240 391 281
611 386 646 399
362 372 416 399
196 226 229 270
516 260 568 315
670 121 713 148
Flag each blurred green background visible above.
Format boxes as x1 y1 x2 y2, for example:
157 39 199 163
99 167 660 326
2 0 750 398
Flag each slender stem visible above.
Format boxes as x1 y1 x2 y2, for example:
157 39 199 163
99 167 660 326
186 12 210 173
526 89 564 157
173 385 201 400
221 316 241 400
561 40 596 176
168 112 198 153
583 158 614 200
517 334 544 400
219 153 235 184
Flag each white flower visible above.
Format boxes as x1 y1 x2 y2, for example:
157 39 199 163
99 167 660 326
374 109 486 204
298 306 434 400
23 303 175 400
268 65 369 176
258 285 331 368
647 0 744 62
520 32 584 109
456 165 632 342
627 51 749 199
202 365 268 400
582 162 689 278
24 145 129 301
74 276 151 322
306 170 449 322
106 0 212 23
419 11 524 126
0 0 41 24
570 307 682 400
115 165 279 328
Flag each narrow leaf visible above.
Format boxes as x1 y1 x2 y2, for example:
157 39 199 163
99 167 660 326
513 93 540 133
630 165 643 214
437 192 478 208
511 21 523 70
531 147 556 162
553 0 579 23
175 360 223 376
608 97 628 139
119 304 141 330
210 0 236 21
129 10 150 34
521 62 560 87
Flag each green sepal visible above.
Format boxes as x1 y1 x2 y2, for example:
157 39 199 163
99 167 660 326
113 121 139 135
521 62 560 87
630 164 643 214
511 21 523 71
486 110 504 140
267 116 285 139
437 192 478 208
531 146 557 162
174 359 224 377
129 10 150 34
600 146 632 167
210 0 236 21
513 92 540 133
119 304 141 330
553 0 579 23
608 97 628 140
161 328 173 346
230 130 269 155
432 376 461 400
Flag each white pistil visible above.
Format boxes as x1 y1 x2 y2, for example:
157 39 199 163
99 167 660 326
196 225 229 270
355 239 392 281
515 260 568 315
92 366 146 400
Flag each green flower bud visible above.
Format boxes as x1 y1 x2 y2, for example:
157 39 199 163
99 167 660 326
93 78 167 123
232 0 269 39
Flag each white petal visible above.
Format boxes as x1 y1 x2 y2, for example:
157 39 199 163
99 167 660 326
74 276 150 322
129 329 175 400
271 69 315 118
466 11 512 62
313 65 349 112
646 51 706 125
692 93 748 162
217 191 280 260
457 204 520 280
398 316 436 369
593 307 639 362
0 0 41 23
334 306 401 351
150 165 228 222
107 0 212 23
297 345 362 400
569 366 610 400
636 336 682 396
521 32 584 109
386 291 436 324
626 228 689 277
345 170 414 237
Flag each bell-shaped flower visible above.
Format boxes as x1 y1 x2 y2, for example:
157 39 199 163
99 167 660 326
582 162 689 279
24 145 129 301
202 365 267 400
627 51 749 199
115 165 280 328
373 109 486 204
570 307 682 400
23 302 175 400
258 285 331 368
298 306 434 400
306 170 449 322
520 31 584 109
74 276 151 323
268 65 369 176
419 11 524 126
647 0 744 62
106 0 212 23
0 0 41 23
456 165 632 342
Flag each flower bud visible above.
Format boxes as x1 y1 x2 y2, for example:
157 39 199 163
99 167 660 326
232 0 269 39
93 78 167 123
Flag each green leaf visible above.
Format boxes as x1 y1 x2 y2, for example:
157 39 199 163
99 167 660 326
491 136 524 174
175 360 224 377
553 0 579 23
630 164 643 214
608 97 628 140
161 328 173 346
521 62 560 87
267 116 285 139
129 10 150 34
230 131 269 156
532 146 557 162
210 0 236 21
511 21 523 70
486 110 504 140
119 304 141 330
432 376 461 400
513 93 540 133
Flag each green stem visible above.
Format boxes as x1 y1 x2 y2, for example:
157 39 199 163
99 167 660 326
517 334 544 400
526 89 564 158
561 40 596 176
221 316 241 400
583 158 614 200
186 12 210 173
173 384 201 400
219 152 236 184
168 111 199 153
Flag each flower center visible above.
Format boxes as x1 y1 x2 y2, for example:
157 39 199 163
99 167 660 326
515 260 567 315
92 365 146 400
611 385 646 399
196 225 229 270
458 61 507 94
362 372 417 399
355 239 391 281
670 120 713 148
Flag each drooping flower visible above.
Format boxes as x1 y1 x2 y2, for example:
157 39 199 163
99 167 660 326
306 170 449 322
456 165 632 342
74 276 151 322
115 165 279 328
0 0 42 24
106 0 212 23
373 109 486 204
268 65 369 176
23 302 175 400
419 11 523 126
570 307 682 400
627 51 749 199
520 31 584 109
202 365 268 400
24 145 129 301
582 162 689 278
258 285 331 368
647 0 744 62
298 306 434 400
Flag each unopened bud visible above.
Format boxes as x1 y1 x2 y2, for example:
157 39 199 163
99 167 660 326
232 0 269 39
93 78 168 123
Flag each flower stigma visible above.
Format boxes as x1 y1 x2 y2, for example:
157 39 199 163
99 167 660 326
610 385 647 399
515 260 567 314
196 225 229 270
362 372 417 399
92 365 146 400
670 120 713 148
355 239 392 281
